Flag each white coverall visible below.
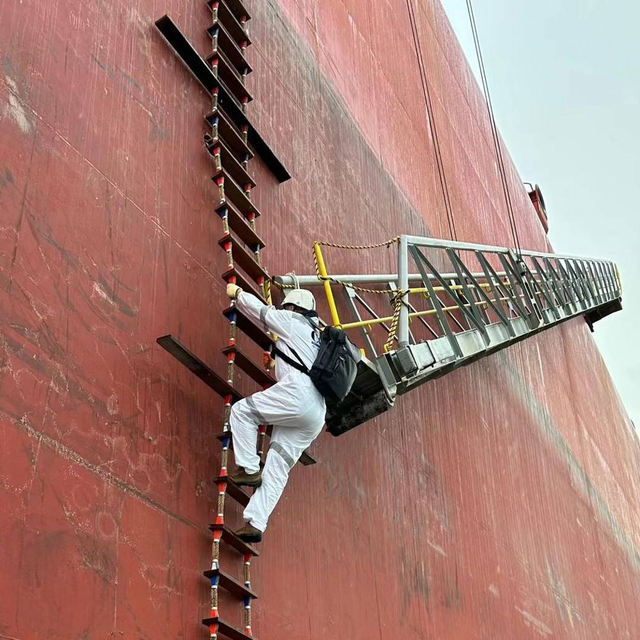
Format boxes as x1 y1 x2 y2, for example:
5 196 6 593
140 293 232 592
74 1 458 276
229 292 326 532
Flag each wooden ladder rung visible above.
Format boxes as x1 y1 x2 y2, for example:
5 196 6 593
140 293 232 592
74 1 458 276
223 305 274 349
222 268 267 304
210 138 255 188
202 616 258 640
206 109 254 162
209 523 259 556
206 19 252 76
216 474 251 507
204 567 258 599
219 235 268 282
216 201 263 248
214 169 261 218
208 0 252 48
222 346 275 387
209 50 252 107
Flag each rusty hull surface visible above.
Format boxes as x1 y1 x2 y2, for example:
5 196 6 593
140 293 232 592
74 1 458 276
1 0 639 639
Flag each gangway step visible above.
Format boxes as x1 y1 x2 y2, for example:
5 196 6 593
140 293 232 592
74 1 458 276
217 201 264 248
222 346 276 387
209 50 251 104
207 20 252 76
215 169 261 218
202 615 257 640
207 109 254 163
209 523 259 556
219 235 268 282
157 335 243 402
207 0 251 48
217 474 251 507
207 137 255 189
204 567 258 599
223 306 274 350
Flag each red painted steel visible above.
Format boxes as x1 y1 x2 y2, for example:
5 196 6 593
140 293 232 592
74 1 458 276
0 0 638 639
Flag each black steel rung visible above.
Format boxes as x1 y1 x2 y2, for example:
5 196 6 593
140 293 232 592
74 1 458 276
209 523 259 556
204 567 258 599
157 335 243 403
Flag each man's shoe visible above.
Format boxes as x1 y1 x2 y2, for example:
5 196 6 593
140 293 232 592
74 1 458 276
228 467 262 488
236 523 263 543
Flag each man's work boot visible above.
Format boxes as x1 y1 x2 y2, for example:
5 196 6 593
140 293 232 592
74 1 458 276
236 523 263 543
228 467 262 488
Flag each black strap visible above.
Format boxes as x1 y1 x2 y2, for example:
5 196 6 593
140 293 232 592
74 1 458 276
271 343 309 375
270 315 320 375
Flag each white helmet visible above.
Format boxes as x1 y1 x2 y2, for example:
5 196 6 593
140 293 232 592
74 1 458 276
282 289 316 311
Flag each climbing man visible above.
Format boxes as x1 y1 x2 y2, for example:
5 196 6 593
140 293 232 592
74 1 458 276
225 283 326 543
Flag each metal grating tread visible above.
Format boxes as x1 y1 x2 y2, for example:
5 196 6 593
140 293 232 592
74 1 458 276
157 335 243 402
204 567 258 599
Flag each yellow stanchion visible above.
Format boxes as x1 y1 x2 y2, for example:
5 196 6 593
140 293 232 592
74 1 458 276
313 242 341 327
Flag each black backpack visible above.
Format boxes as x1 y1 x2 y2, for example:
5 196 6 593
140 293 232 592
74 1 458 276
272 323 360 406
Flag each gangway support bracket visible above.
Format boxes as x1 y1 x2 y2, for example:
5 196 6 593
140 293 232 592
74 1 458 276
326 390 391 437
585 298 623 330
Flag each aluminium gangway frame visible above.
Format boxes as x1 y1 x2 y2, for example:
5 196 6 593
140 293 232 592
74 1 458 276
276 234 622 436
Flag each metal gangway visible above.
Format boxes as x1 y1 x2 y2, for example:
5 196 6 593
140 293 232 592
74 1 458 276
276 235 622 436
